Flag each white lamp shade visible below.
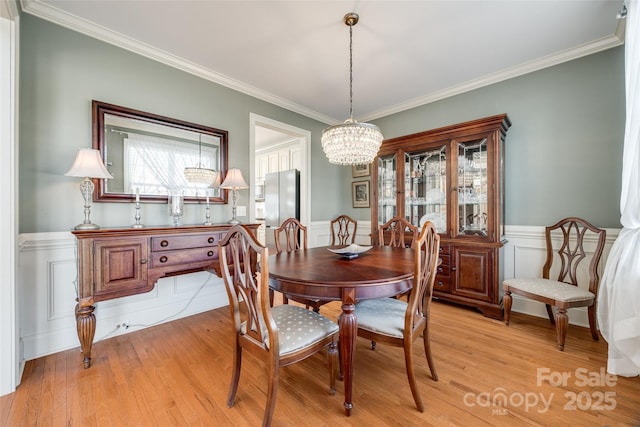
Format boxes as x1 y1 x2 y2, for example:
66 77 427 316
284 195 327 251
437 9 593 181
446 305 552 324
65 148 114 179
220 168 248 189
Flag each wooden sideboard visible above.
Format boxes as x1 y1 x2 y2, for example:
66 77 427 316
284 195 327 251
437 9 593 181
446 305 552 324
71 224 258 368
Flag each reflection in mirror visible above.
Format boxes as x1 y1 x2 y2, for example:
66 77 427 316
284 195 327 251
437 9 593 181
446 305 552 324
92 100 228 203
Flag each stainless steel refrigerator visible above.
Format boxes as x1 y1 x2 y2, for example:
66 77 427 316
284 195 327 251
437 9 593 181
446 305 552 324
264 169 300 249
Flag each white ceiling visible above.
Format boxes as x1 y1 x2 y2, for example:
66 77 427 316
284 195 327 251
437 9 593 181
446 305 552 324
21 0 625 127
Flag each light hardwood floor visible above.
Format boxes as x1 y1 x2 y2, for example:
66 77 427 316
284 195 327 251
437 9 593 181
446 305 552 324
2 299 639 426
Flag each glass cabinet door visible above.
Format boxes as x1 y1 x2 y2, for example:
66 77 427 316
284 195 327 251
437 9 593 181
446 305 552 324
377 154 397 225
404 146 447 233
456 138 488 237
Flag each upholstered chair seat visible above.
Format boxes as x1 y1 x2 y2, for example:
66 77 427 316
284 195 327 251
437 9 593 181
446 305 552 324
503 278 595 303
355 298 407 337
270 305 339 355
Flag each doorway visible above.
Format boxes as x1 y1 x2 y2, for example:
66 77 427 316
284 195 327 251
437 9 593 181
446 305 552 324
249 114 311 244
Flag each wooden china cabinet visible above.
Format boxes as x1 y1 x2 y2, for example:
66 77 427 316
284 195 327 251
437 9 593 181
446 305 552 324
371 114 511 319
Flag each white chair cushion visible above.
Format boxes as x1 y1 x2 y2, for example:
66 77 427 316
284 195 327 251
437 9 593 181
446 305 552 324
504 278 595 303
355 297 407 338
271 305 338 356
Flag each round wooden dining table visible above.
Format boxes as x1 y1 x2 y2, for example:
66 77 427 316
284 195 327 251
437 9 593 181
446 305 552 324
267 245 415 416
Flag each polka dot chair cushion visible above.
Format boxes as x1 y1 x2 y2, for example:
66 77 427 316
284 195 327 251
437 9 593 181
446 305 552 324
271 305 339 356
355 297 408 338
504 278 595 303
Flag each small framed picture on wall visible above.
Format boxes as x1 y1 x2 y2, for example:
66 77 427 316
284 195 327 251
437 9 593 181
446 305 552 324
352 180 370 208
352 163 370 178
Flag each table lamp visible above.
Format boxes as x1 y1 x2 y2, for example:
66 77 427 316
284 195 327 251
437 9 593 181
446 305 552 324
65 148 113 230
220 168 248 224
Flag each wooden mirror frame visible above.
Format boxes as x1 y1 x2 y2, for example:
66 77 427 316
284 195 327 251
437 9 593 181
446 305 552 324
92 100 228 204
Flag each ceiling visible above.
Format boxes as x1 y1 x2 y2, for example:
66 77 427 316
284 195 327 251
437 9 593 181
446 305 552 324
21 0 625 127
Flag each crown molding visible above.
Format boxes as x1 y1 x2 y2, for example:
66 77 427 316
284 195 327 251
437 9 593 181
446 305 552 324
21 0 625 126
362 32 625 122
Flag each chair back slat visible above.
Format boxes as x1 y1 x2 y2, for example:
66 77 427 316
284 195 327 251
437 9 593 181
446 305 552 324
330 215 358 245
274 218 307 254
379 216 419 248
543 217 607 294
406 221 440 333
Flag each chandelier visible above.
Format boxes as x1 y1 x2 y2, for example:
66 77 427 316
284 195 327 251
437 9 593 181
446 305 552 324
321 13 383 166
184 133 217 186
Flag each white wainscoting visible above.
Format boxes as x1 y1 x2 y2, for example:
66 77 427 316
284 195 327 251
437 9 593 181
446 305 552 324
17 222 619 365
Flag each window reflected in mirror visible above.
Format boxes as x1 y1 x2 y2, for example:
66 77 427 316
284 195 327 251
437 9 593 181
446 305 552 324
93 101 228 203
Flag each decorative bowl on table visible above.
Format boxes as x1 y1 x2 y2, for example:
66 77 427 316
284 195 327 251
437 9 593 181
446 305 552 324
328 244 373 259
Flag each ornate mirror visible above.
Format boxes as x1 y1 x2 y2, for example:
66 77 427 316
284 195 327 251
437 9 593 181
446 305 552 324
92 100 228 203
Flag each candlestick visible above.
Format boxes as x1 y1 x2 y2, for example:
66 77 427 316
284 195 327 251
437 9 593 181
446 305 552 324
135 187 140 203
204 191 212 225
132 199 144 228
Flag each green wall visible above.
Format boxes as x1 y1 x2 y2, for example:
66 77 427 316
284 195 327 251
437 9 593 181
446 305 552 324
19 14 624 232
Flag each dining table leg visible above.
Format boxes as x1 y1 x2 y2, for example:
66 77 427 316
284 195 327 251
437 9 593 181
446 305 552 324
339 288 357 416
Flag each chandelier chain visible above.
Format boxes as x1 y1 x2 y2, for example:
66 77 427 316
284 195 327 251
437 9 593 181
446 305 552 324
349 22 353 120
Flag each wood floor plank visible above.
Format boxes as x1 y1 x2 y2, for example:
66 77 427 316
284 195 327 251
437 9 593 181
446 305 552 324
2 299 639 426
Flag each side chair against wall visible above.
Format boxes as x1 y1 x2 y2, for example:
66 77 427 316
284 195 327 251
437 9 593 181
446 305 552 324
354 221 440 412
330 214 358 246
219 225 339 427
378 216 419 249
503 217 607 351
273 217 328 312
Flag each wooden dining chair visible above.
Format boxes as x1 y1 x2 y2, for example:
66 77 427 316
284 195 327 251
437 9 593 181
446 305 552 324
503 217 606 350
355 221 440 412
219 225 339 427
379 216 419 248
273 217 328 312
330 214 358 246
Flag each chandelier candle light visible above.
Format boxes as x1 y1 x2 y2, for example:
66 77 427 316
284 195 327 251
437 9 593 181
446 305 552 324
65 148 113 230
220 168 248 224
184 133 217 186
321 12 383 166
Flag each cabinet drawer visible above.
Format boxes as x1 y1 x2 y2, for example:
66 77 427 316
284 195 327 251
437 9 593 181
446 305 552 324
438 244 450 255
151 247 218 267
151 233 221 251
437 254 450 277
434 276 451 292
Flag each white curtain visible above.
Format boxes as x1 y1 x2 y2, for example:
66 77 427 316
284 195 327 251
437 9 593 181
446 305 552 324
125 135 190 194
597 0 640 377
124 133 219 197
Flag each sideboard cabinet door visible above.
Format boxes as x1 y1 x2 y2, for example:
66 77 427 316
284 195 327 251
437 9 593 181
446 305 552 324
93 237 149 299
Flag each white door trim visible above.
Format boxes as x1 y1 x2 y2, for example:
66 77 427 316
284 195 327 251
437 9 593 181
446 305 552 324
249 113 311 227
0 0 20 396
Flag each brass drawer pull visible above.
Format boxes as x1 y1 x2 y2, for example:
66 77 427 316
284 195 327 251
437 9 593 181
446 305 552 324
208 237 215 244
140 259 147 264
160 240 169 247
159 256 168 263
437 281 445 287
207 251 214 257
437 267 443 273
